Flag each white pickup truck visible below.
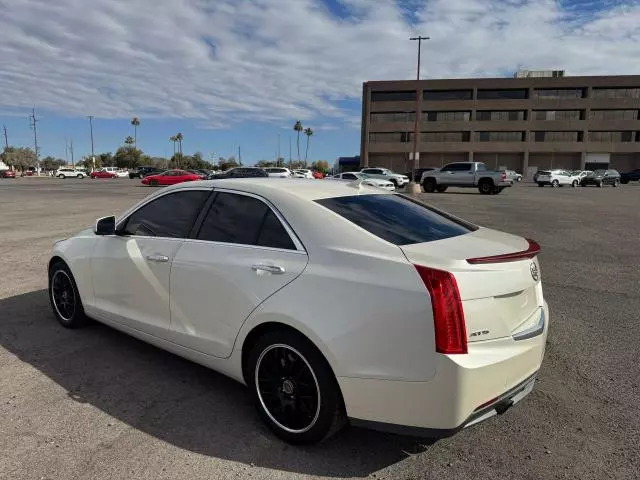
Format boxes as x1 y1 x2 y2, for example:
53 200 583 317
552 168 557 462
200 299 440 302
421 162 513 195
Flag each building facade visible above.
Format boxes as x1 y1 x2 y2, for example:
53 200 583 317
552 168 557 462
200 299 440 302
361 75 640 176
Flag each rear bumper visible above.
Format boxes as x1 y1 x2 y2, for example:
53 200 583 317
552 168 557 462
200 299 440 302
341 302 549 437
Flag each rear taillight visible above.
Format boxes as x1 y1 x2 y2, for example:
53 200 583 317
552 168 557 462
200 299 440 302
501 171 507 181
466 239 541 264
414 265 468 355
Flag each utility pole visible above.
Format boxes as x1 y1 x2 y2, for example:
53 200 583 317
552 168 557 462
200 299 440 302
277 133 281 166
408 36 430 193
2 125 8 150
64 137 69 164
238 145 242 166
88 116 95 171
289 136 292 167
29 108 40 172
70 139 74 167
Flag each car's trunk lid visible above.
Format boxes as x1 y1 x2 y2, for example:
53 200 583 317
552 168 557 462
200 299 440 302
401 228 543 343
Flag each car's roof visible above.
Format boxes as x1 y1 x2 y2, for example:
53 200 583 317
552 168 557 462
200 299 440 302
163 178 392 201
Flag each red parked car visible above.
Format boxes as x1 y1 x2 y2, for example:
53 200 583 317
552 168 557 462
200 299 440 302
312 171 325 179
0 170 16 178
90 169 118 179
141 169 202 186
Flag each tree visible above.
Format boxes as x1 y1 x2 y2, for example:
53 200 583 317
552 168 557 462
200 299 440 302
114 146 142 169
131 117 140 148
293 121 303 162
257 160 276 168
176 133 184 156
1 147 37 171
304 127 314 166
124 136 135 147
218 156 238 171
169 136 177 157
41 156 65 171
311 160 329 173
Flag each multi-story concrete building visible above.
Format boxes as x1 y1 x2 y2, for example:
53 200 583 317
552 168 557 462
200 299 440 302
360 75 640 176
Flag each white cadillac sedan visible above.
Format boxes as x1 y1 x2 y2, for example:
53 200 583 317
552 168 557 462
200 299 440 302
48 179 549 445
328 172 396 190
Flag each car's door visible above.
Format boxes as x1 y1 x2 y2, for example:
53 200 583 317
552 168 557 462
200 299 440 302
169 190 309 358
438 164 457 185
90 189 212 337
453 163 474 185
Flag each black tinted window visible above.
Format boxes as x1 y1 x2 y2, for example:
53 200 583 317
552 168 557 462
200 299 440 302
198 193 295 249
342 173 358 180
123 191 209 238
316 194 475 245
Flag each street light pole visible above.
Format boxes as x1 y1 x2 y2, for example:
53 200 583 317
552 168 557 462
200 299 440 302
88 116 95 171
407 35 429 193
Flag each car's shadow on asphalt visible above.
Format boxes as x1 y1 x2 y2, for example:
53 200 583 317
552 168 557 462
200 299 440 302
0 290 432 477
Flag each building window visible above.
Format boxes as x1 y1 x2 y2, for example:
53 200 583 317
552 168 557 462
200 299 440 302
369 132 412 143
421 132 470 142
533 88 585 99
423 89 473 101
588 131 636 142
533 110 583 121
476 110 526 121
533 131 581 142
591 88 640 99
422 111 471 122
371 91 417 102
475 131 524 142
477 89 528 100
370 112 416 123
589 110 639 121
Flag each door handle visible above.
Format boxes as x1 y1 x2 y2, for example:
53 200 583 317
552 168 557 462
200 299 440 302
146 254 169 263
252 264 286 274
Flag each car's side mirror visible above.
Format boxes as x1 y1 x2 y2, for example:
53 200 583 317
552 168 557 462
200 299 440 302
94 216 116 236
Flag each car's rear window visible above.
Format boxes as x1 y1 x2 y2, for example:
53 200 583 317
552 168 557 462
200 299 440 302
315 194 476 245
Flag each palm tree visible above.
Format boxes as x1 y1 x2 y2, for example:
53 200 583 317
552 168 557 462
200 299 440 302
304 127 314 166
169 135 177 157
293 121 303 162
176 133 184 156
131 117 140 149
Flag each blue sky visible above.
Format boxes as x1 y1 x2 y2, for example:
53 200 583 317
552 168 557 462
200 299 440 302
1 0 640 165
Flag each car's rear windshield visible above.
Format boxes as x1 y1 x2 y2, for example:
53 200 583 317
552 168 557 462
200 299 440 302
315 194 476 245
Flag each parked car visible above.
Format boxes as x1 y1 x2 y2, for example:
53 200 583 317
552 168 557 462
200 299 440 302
569 170 592 183
580 169 621 188
406 167 438 183
620 168 640 184
421 162 512 194
536 170 581 188
293 169 314 179
129 166 164 179
327 172 395 190
141 169 203 186
90 169 117 179
312 171 325 179
359 168 410 189
48 178 548 445
504 170 523 182
208 167 269 179
55 168 86 179
185 169 207 179
115 170 130 178
264 167 293 178
0 170 16 178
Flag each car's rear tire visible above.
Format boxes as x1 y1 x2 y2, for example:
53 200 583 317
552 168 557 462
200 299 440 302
48 261 88 329
423 178 437 193
390 179 398 189
516 176 522 182
435 185 448 193
77 174 84 179
597 182 603 188
247 330 346 445
572 180 578 187
551 180 560 188
478 179 494 195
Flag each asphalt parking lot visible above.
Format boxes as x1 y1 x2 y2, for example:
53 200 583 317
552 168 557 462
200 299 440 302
1 178 638 480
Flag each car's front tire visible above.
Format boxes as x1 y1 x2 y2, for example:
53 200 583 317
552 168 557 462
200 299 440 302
247 330 346 445
613 179 620 187
48 261 88 329
551 180 560 188
423 178 437 193
59 174 65 179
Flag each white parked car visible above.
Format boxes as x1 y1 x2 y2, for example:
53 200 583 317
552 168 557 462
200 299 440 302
264 167 292 178
328 172 395 190
293 169 314 179
359 168 409 189
55 167 85 179
536 169 581 187
48 179 548 445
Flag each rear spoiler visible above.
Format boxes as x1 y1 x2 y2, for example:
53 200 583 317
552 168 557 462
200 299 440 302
466 239 541 264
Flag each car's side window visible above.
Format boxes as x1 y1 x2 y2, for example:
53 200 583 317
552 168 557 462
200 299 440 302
457 164 472 171
343 173 357 180
197 192 296 250
441 164 454 172
122 191 210 238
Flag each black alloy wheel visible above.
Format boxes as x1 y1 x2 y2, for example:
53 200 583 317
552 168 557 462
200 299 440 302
423 179 437 193
248 331 345 444
49 262 87 328
572 180 578 187
478 180 493 195
613 179 620 187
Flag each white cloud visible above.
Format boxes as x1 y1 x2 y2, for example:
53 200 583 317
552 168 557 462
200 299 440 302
1 0 639 128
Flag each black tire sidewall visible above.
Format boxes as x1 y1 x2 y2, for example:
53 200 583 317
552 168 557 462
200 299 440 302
48 262 86 328
247 330 345 445
424 179 436 193
479 181 493 194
